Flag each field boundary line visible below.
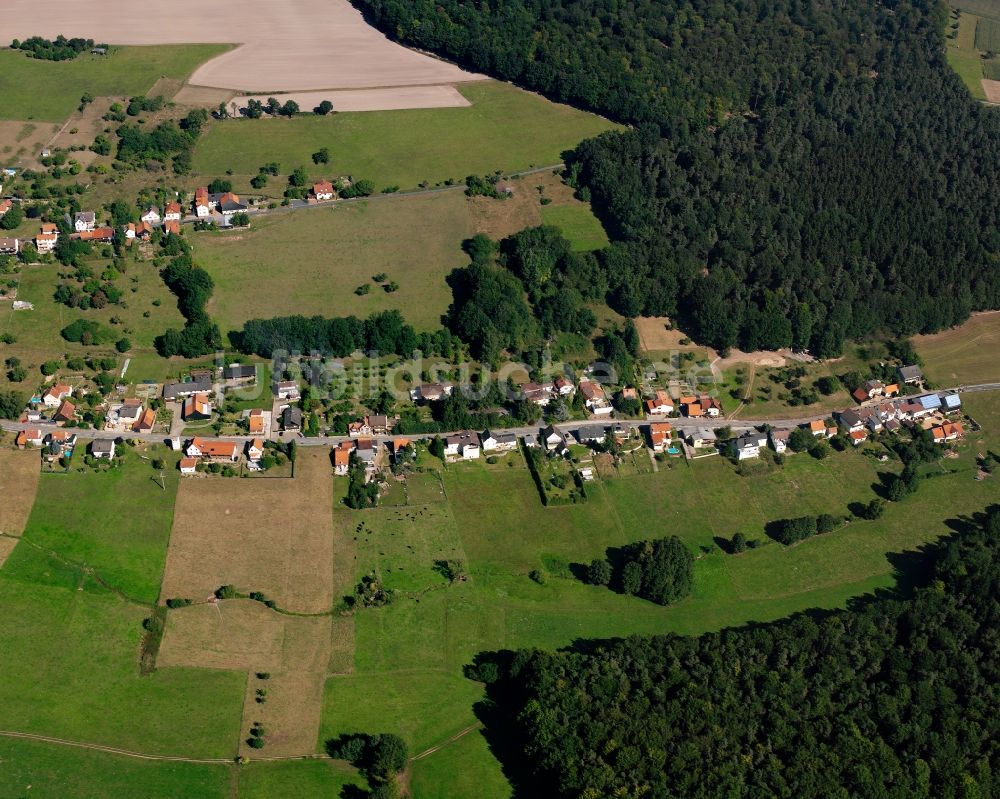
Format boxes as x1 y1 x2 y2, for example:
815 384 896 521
409 722 484 762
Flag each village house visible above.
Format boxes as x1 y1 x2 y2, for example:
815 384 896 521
680 394 722 418
576 424 607 445
15 428 44 448
224 363 257 385
553 375 575 396
769 428 792 454
897 364 923 385
45 430 77 459
35 223 59 253
164 201 182 222
112 398 143 427
687 427 718 448
541 424 568 453
141 206 161 225
313 181 335 201
941 393 962 414
808 420 830 438
247 408 266 435
162 375 213 401
349 418 373 438
521 382 554 406
0 237 19 255
76 227 115 243
579 380 613 415
850 429 869 446
182 393 213 421
522 432 539 448
282 405 303 432
90 439 116 459
410 383 451 403
133 407 156 433
73 211 96 232
355 438 377 468
368 415 390 435
645 389 673 416
52 399 76 424
163 220 181 237
179 457 199 475
391 438 413 465
648 422 673 453
41 383 72 408
186 437 239 462
837 408 867 433
445 431 481 460
194 188 212 217
247 437 266 462
333 442 353 476
215 192 248 216
480 429 518 452
273 380 300 400
0 198 12 217
732 431 767 461
124 223 136 240
931 421 965 444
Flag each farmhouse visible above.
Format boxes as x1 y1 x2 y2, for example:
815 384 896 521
90 439 116 459
162 375 213 400
76 227 115 243
0 237 19 255
732 431 767 461
445 431 481 459
186 437 239 462
224 363 257 384
41 383 72 408
313 181 335 201
215 192 248 216
182 393 213 421
14 429 44 448
74 211 96 232
480 429 518 452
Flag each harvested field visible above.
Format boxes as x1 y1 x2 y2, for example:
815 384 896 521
231 85 472 114
0 448 40 537
983 78 1000 102
173 85 236 107
6 0 480 94
634 316 705 354
238 670 327 757
160 449 336 613
0 538 18 570
158 602 332 673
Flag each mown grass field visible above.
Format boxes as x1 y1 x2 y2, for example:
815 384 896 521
194 192 471 334
946 11 993 99
913 311 1000 384
539 202 610 251
191 81 621 190
20 446 180 603
0 45 231 123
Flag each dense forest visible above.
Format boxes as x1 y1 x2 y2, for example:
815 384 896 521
474 507 1000 797
354 0 1000 354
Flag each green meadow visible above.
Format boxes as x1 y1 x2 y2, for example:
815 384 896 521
539 202 610 252
192 81 621 190
0 45 230 122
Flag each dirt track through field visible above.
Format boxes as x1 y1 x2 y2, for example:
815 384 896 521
6 0 480 95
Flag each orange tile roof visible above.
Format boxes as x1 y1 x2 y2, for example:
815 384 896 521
809 420 825 432
191 437 237 457
333 447 351 466
179 457 198 470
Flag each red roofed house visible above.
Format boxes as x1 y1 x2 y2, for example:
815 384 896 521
164 201 182 221
648 422 673 453
77 226 115 242
133 407 156 432
183 393 213 421
186 437 238 462
163 220 181 236
194 187 212 217
15 429 44 448
52 400 76 423
333 443 352 476
42 383 72 408
0 199 12 217
247 437 266 462
179 457 198 475
931 422 964 444
313 181 335 201
849 429 868 446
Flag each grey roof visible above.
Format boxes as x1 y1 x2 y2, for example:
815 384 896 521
446 431 478 447
75 211 95 224
216 195 247 212
735 432 766 449
224 363 256 380
576 424 607 441
282 406 303 427
91 439 115 454
941 393 962 409
898 364 923 381
838 409 864 427
162 376 212 400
